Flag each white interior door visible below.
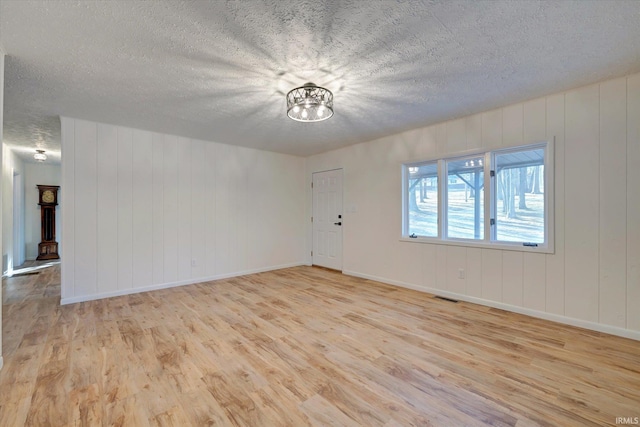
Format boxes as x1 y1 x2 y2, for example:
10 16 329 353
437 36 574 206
312 169 343 270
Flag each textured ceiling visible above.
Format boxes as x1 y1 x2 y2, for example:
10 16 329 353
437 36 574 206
1 1 640 161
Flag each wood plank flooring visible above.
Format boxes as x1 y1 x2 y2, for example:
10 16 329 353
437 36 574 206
1 263 639 426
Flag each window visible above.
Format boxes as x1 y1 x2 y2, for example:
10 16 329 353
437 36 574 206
402 142 553 252
406 162 438 237
445 156 484 240
493 147 545 244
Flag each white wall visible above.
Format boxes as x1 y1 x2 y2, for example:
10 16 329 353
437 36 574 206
24 163 61 260
60 118 306 303
306 73 640 340
2 145 25 273
13 168 25 267
0 49 5 369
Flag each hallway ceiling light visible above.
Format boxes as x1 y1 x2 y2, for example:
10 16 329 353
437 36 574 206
34 149 47 162
286 82 333 122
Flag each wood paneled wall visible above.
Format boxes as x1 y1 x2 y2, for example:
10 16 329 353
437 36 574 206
306 73 640 338
61 118 305 303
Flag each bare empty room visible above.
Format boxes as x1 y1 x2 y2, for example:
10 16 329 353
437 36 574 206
1 1 639 426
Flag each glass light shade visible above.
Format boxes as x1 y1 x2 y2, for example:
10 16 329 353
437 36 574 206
286 82 333 122
34 150 47 162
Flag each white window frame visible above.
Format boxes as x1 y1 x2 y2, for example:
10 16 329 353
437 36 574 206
442 152 489 242
401 140 554 254
402 160 440 238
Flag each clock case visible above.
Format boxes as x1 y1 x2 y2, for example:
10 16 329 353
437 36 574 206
37 185 60 260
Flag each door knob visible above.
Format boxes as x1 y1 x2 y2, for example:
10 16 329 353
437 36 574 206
334 222 342 226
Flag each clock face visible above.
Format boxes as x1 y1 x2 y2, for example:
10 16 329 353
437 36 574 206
42 190 55 203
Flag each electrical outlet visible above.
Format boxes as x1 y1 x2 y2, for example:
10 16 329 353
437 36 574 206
458 268 465 279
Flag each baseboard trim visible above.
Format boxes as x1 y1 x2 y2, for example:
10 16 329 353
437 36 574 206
343 269 640 342
61 262 306 305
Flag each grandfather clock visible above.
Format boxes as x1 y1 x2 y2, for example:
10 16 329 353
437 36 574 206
37 185 60 260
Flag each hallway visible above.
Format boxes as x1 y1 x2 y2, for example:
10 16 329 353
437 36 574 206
2 261 61 356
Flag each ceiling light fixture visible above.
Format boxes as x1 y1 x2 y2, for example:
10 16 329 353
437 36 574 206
286 82 333 122
34 149 47 162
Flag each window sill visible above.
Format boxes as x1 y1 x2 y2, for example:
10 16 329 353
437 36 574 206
399 236 554 254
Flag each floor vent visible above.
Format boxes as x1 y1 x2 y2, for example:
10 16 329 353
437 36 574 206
434 296 459 303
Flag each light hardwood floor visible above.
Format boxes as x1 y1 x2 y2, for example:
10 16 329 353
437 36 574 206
1 263 639 426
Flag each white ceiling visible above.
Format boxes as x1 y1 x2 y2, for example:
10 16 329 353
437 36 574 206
1 1 640 161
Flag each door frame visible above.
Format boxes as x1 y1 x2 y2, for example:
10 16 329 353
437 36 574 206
12 169 24 268
311 168 344 271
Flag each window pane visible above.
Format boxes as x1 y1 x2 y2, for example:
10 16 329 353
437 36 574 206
495 148 545 243
407 163 438 237
446 157 484 239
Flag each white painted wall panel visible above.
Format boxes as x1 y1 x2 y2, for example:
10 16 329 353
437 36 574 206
270 147 309 270
61 117 75 299
502 252 523 307
481 249 502 302
481 109 502 149
446 119 466 153
74 120 98 297
96 124 118 294
465 248 482 298
281 156 306 268
421 126 438 159
627 74 640 331
435 123 447 155
244 149 260 271
61 118 305 303
205 142 216 277
117 127 133 291
132 129 153 289
346 147 377 277
598 78 627 328
564 85 600 322
465 114 482 150
394 239 423 288
524 98 546 143
523 253 546 311
234 147 249 272
177 137 192 281
397 129 424 161
190 140 207 279
545 93 565 316
502 104 523 147
382 140 404 280
340 152 362 274
436 245 447 290
151 133 165 285
215 144 233 276
378 149 402 281
420 244 436 289
163 136 179 283
446 246 466 294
